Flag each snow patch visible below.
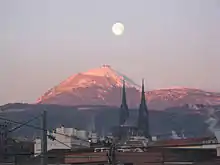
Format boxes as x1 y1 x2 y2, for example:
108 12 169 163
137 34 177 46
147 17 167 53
83 65 140 90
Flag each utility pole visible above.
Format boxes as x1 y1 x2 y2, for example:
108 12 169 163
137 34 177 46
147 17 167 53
1 122 9 161
41 110 47 165
109 139 116 165
111 143 116 165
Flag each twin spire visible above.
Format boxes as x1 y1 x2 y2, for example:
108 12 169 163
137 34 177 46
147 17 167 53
121 80 128 110
119 78 150 138
141 79 146 106
119 79 129 125
138 79 150 138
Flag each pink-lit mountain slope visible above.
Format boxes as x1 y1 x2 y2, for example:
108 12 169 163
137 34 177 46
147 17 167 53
37 65 220 110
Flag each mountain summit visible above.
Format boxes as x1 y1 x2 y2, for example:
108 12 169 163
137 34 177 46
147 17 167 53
37 65 141 107
37 65 220 110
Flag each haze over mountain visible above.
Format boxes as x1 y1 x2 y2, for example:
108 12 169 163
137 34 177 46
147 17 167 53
37 65 220 110
0 103 215 138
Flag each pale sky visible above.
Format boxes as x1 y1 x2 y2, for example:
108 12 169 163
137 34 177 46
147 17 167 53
0 0 220 105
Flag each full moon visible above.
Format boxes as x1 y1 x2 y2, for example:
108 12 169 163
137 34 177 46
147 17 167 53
112 22 124 36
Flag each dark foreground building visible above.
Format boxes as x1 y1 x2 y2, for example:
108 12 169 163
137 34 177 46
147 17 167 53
62 147 220 165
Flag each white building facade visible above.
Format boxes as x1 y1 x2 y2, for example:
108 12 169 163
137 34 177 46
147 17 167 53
215 130 220 156
34 126 91 156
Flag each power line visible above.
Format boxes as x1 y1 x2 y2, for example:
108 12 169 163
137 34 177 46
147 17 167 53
53 138 72 149
0 116 93 162
0 116 89 142
0 115 201 141
8 115 41 133
1 115 214 153
0 116 42 131
0 115 90 157
0 114 72 160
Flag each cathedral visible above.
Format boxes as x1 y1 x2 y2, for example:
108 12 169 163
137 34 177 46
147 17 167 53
112 79 151 140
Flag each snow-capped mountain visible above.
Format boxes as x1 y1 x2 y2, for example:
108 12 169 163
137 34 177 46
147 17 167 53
37 65 220 110
146 87 220 110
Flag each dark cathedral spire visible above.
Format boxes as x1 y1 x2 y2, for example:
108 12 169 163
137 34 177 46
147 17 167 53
119 79 129 126
138 79 150 138
140 79 147 108
121 80 127 109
